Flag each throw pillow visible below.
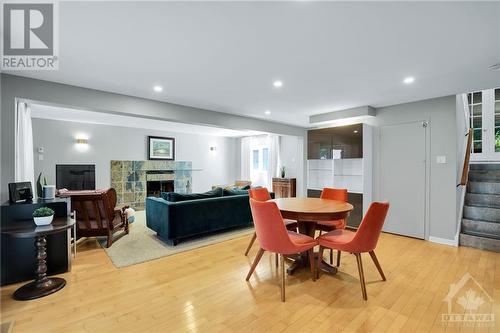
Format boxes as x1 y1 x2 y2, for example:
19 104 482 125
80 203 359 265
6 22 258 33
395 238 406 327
165 187 223 202
223 188 249 196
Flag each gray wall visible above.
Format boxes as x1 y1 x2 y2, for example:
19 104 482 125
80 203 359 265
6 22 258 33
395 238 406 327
32 118 238 193
370 96 458 241
1 74 307 201
279 135 304 197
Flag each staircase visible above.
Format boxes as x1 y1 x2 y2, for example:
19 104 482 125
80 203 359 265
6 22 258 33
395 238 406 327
459 164 500 252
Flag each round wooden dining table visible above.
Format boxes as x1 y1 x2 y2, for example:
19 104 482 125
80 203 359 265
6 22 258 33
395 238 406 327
271 197 354 275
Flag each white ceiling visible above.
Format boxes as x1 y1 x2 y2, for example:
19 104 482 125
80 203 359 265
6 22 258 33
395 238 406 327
9 1 500 127
30 103 265 137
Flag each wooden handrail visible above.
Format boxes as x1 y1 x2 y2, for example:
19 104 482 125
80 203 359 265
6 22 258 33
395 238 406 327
458 129 472 186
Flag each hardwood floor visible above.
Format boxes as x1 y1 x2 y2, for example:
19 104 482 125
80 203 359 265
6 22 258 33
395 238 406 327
1 232 499 332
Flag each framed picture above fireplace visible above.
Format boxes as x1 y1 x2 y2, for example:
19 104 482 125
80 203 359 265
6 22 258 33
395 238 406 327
148 136 175 160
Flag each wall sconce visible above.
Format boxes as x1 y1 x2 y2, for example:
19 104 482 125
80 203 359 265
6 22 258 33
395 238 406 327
76 138 88 145
75 135 89 152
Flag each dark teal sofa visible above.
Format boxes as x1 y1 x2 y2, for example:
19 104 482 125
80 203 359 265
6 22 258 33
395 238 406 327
146 190 262 245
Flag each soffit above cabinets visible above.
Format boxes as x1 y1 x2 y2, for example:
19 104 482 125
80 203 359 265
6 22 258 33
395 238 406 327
309 106 376 126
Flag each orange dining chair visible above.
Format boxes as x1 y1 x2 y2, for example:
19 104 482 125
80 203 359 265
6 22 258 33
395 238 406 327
316 188 348 266
317 202 390 300
246 199 318 302
244 188 298 257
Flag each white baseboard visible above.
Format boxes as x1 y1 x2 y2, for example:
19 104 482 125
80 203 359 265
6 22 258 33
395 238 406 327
429 236 458 247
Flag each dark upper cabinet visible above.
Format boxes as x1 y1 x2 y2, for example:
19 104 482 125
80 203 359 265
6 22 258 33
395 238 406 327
307 123 363 159
307 128 333 159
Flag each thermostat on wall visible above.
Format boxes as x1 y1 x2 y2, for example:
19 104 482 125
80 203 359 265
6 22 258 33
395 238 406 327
436 156 446 164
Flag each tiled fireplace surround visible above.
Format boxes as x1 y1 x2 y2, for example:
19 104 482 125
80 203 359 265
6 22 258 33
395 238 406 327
110 160 193 210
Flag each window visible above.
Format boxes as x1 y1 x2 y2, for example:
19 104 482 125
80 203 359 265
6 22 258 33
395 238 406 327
495 88 500 152
262 148 269 170
467 91 483 153
252 150 259 169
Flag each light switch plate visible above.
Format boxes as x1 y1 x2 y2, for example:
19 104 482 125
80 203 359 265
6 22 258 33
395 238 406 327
436 155 446 164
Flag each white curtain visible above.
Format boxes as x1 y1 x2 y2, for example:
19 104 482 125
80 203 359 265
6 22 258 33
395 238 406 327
267 134 280 187
15 101 35 197
240 137 251 181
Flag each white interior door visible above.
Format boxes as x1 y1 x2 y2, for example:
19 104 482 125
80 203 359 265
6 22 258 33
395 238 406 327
379 122 427 239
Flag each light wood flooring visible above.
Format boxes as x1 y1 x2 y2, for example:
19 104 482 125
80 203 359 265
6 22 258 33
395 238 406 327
1 232 499 332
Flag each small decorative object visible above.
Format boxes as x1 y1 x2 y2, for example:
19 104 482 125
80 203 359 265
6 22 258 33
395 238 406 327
280 166 286 178
36 172 47 198
32 207 55 226
148 136 175 160
8 182 33 203
42 185 56 199
125 208 136 224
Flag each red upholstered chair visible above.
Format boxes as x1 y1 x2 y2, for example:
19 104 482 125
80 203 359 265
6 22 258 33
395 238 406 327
244 188 298 256
317 188 348 266
317 202 390 300
246 199 317 301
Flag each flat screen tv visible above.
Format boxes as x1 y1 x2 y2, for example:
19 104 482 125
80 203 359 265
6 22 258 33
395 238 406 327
56 164 96 190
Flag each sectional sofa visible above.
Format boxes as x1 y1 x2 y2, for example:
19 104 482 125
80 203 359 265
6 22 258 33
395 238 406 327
146 188 270 245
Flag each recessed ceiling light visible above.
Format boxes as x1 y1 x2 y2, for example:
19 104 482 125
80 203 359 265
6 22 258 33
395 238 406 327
264 110 271 115
273 80 283 88
353 130 358 133
403 77 415 84
153 85 163 92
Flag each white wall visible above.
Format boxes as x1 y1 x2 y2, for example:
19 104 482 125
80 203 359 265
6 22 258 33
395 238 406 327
32 118 239 193
279 135 304 197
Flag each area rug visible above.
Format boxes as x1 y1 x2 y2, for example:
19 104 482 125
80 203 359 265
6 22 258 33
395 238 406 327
98 211 254 268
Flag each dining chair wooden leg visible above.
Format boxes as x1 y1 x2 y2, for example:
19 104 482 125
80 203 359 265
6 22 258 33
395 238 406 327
244 232 257 256
317 246 325 279
275 253 279 268
369 250 386 281
355 253 367 300
336 250 341 267
246 248 265 281
308 249 316 281
329 250 333 265
280 254 286 302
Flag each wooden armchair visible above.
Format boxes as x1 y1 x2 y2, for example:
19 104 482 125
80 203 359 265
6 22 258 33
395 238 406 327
69 188 129 247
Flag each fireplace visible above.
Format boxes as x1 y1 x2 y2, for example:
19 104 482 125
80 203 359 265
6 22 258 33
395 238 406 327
111 160 192 210
147 180 174 197
146 170 175 197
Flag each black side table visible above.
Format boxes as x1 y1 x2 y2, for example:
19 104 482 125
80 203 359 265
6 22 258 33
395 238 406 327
1 217 75 300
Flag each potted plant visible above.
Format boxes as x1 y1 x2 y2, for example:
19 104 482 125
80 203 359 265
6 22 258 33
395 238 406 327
32 207 55 226
280 166 286 178
36 172 48 198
